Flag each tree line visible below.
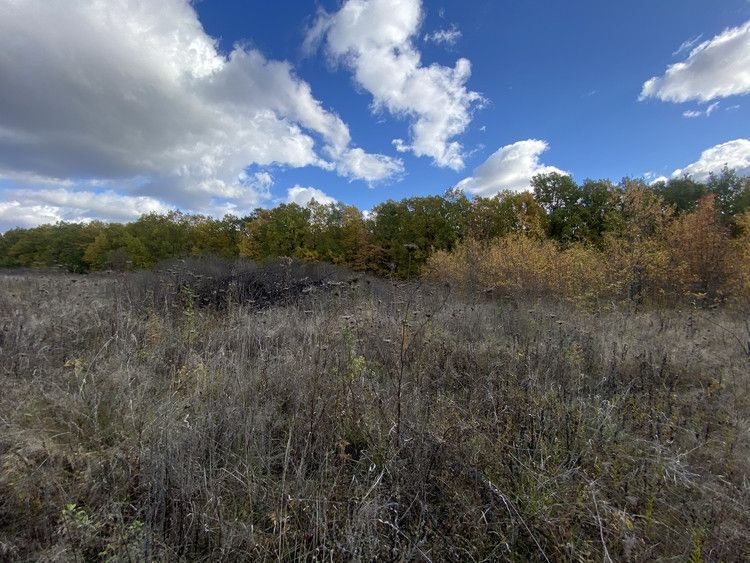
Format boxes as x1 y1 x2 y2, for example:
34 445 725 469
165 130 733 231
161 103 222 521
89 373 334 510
1 168 749 294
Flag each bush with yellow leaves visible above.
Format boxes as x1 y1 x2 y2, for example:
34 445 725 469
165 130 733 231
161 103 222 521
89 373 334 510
424 234 619 303
425 194 748 306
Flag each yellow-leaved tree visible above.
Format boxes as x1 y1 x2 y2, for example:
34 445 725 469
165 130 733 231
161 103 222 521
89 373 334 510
604 180 673 303
661 194 732 303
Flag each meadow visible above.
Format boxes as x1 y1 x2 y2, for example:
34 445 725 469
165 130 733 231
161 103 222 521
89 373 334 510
1 258 748 561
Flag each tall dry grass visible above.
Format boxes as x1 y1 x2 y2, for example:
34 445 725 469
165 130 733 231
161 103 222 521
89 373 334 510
0 260 749 560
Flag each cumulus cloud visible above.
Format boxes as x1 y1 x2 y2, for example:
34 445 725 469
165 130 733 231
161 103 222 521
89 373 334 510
640 20 750 103
286 186 337 206
0 0 400 228
672 139 750 181
334 148 405 183
456 140 566 197
424 26 462 46
307 0 483 170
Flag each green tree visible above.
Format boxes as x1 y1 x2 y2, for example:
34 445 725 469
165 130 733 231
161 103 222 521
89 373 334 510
468 191 547 240
126 212 192 267
370 190 469 277
83 223 147 271
0 229 24 268
653 176 708 213
190 215 242 258
578 179 622 245
532 172 587 242
707 167 750 220
239 204 311 261
2 222 98 272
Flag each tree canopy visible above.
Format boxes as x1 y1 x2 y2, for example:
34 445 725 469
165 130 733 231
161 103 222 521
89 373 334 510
1 171 749 282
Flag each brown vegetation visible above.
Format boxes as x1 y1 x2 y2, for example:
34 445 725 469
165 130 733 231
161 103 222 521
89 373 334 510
1 259 749 560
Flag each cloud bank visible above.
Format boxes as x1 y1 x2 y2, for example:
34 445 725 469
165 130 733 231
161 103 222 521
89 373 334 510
0 190 172 230
0 0 401 228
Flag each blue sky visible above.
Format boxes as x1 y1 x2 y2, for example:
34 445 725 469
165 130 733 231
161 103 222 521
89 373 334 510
1 0 749 229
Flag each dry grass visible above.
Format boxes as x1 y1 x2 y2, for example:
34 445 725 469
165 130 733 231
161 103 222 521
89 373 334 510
1 260 749 561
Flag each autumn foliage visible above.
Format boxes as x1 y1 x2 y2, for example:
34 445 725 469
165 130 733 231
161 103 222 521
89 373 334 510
426 180 750 306
1 169 749 305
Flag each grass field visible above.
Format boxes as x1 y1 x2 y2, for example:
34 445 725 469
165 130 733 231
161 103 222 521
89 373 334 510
1 260 749 561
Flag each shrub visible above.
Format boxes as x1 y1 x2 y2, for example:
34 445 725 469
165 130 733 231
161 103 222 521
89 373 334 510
424 235 618 302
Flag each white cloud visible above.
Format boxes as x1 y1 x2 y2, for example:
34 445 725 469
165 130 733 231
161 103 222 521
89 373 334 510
682 101 720 118
672 139 750 181
704 101 720 116
673 33 704 56
247 171 274 190
0 189 172 230
307 0 484 170
643 171 669 185
286 186 337 206
335 148 404 183
424 26 462 46
0 0 400 228
640 20 750 103
456 139 566 196
0 202 65 230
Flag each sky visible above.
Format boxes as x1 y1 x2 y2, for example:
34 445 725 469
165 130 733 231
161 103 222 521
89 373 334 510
1 0 749 230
